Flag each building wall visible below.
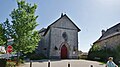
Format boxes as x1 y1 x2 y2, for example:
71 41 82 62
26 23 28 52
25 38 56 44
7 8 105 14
43 29 50 57
49 27 78 59
36 29 50 58
37 15 80 59
94 34 120 50
51 16 78 30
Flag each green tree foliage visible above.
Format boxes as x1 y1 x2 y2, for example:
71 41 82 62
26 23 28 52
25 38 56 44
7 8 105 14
88 44 120 64
0 24 5 45
91 44 101 51
114 45 120 62
0 19 12 46
9 0 40 54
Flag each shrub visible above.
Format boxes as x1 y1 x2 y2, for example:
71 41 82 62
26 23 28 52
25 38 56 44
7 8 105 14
0 59 7 67
6 61 16 67
88 46 117 62
30 53 47 60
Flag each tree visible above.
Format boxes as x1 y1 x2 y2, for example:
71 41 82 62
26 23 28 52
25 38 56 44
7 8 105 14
9 0 40 63
0 19 12 46
0 24 5 46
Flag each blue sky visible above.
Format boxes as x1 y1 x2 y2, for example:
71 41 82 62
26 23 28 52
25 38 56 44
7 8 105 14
1 0 120 52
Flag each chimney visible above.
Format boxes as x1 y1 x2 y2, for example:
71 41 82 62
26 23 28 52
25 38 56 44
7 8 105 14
101 29 106 35
61 13 64 17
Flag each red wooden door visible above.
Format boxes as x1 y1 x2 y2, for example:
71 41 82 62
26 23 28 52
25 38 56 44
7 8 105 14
61 45 67 59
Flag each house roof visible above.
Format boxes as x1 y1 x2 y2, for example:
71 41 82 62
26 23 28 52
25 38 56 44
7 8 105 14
43 14 81 36
39 28 46 33
94 23 120 44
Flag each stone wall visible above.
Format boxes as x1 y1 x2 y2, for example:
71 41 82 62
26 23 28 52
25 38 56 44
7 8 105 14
49 27 78 59
36 29 50 58
37 14 80 59
43 29 50 57
95 34 120 50
50 16 78 31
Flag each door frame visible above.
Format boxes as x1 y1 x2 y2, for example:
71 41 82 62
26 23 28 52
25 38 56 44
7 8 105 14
61 45 68 59
59 42 70 59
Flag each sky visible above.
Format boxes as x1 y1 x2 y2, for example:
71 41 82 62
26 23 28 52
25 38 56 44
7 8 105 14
1 0 120 52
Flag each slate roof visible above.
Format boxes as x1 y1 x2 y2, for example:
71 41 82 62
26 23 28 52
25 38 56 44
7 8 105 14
39 28 47 33
94 23 120 44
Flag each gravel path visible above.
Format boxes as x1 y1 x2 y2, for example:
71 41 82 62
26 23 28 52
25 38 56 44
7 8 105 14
20 59 105 67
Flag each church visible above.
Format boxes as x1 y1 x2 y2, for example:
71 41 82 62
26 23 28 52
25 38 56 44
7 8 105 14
36 14 80 59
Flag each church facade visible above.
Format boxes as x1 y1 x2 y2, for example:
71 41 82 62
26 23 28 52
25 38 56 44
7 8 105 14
36 14 80 59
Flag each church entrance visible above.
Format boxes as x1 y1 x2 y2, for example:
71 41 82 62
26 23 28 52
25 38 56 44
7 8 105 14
61 45 68 59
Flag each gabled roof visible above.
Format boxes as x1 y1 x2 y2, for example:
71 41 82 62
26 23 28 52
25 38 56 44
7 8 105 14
43 14 81 36
94 23 120 44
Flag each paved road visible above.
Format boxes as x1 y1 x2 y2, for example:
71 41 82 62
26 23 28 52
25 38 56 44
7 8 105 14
20 59 105 67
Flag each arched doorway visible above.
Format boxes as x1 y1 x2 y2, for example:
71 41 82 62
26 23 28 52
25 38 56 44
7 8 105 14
61 45 68 59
